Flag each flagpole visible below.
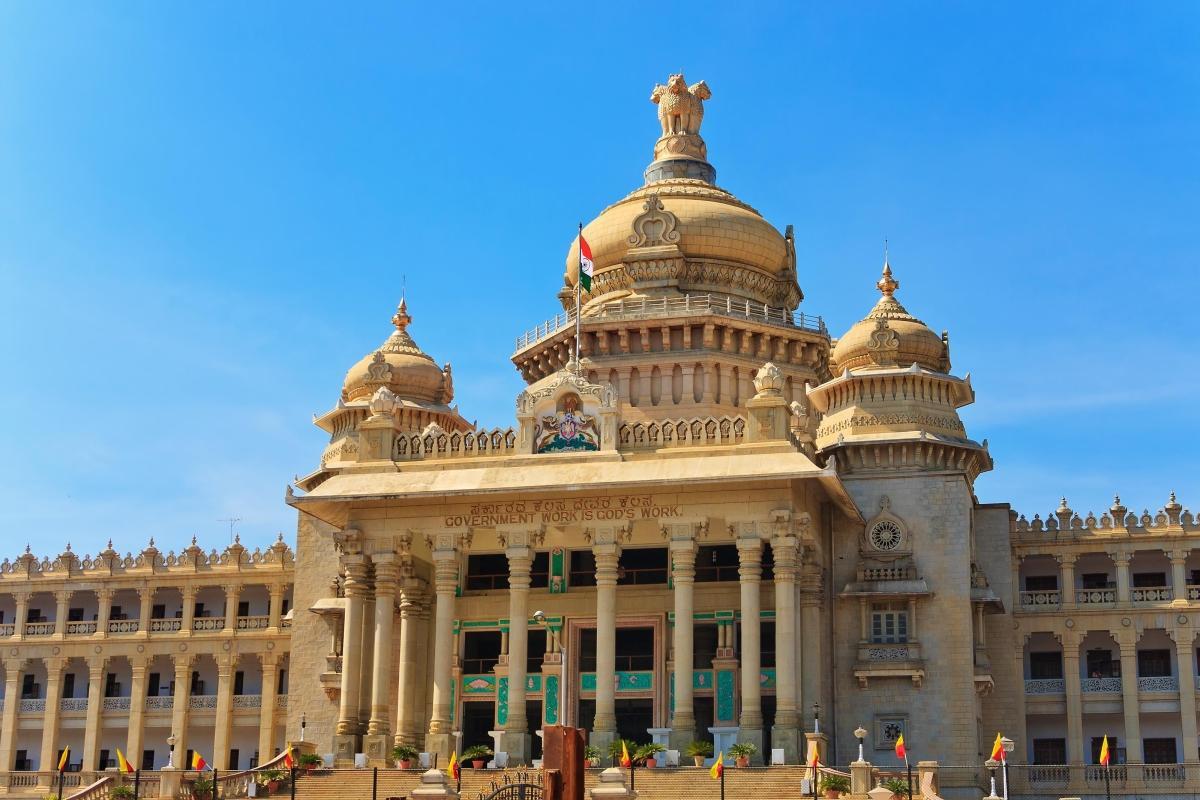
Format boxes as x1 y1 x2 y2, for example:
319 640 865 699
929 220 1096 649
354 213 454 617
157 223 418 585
1104 761 1110 800
1000 755 1008 800
574 222 583 370
905 755 912 800
720 757 725 800
133 769 140 800
57 766 64 800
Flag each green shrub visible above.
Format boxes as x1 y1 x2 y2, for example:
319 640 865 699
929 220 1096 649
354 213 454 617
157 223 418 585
820 775 851 793
461 745 492 761
728 742 758 759
685 741 714 758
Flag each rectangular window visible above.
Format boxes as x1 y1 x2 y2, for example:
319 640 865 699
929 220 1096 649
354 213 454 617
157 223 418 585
237 601 250 617
1137 649 1172 678
68 608 84 622
462 631 503 674
1032 739 1066 765
152 604 166 619
1086 649 1119 678
141 751 155 771
618 548 667 586
99 750 110 770
148 673 161 696
229 749 240 771
1143 738 1177 764
1133 572 1167 588
530 551 550 590
105 674 119 698
1024 575 1058 591
21 674 35 699
1081 573 1112 589
695 545 739 583
233 671 245 696
569 551 597 588
277 669 287 695
760 621 776 668
1029 652 1064 679
465 554 509 591
62 673 76 698
15 750 29 771
869 604 908 644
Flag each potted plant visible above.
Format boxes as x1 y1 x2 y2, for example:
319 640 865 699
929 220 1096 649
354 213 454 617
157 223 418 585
297 753 322 773
256 769 287 794
882 777 910 800
685 740 714 767
634 743 666 769
728 742 757 768
607 739 637 767
820 774 851 798
110 788 135 800
461 745 492 770
584 745 601 768
191 777 214 800
391 745 419 770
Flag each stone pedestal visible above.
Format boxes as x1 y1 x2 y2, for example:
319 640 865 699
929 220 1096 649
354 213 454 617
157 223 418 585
589 729 616 756
771 724 800 765
499 730 532 767
588 767 637 800
290 740 318 757
157 768 182 800
363 734 391 765
424 733 455 766
409 768 460 800
805 731 829 766
333 734 359 765
850 761 872 798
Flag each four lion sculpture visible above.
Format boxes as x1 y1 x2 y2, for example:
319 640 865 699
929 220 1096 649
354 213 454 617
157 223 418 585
650 73 712 137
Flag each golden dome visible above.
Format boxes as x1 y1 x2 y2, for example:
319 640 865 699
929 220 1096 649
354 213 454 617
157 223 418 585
830 262 949 375
342 299 452 404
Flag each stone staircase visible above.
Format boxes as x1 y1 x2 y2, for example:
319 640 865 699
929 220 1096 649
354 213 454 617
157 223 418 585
291 765 814 800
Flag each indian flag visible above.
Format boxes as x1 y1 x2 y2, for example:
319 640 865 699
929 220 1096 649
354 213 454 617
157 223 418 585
578 232 594 293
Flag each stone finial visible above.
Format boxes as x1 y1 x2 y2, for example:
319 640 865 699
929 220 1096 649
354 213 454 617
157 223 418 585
369 386 399 417
648 72 712 170
588 767 636 800
877 260 899 297
753 362 785 396
391 297 412 332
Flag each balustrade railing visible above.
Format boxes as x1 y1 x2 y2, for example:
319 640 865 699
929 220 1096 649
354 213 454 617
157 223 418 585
1137 675 1178 692
65 621 97 635
233 695 261 709
1188 584 1200 601
1026 765 1070 783
23 622 55 636
1143 764 1185 782
0 623 13 636
60 697 89 712
236 615 270 630
1081 677 1122 693
19 698 45 712
65 775 113 800
1131 586 1172 603
192 617 226 632
107 620 139 634
275 695 288 709
1085 765 1127 783
1076 588 1116 605
150 618 182 633
1024 678 1065 694
1019 590 1060 608
102 697 131 711
145 696 174 711
189 694 218 710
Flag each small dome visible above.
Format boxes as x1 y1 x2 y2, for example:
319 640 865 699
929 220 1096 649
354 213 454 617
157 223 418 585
342 299 452 404
831 262 948 375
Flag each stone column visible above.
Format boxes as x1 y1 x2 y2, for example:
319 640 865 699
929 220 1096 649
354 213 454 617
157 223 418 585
1174 629 1198 764
258 653 279 766
40 657 66 776
736 532 764 762
590 533 623 752
137 587 154 636
53 590 70 636
181 585 197 635
95 589 113 639
223 583 241 633
1117 633 1142 763
681 365 695 405
268 584 285 631
126 656 149 768
1060 554 1077 609
1062 634 1084 765
82 656 106 769
426 543 461 760
364 554 399 763
394 579 422 746
1114 552 1131 604
1169 552 1189 603
335 554 370 757
0 659 25 770
213 654 236 769
501 538 535 764
358 583 376 733
668 530 697 752
799 564 823 731
12 593 29 640
171 655 195 767
771 529 801 763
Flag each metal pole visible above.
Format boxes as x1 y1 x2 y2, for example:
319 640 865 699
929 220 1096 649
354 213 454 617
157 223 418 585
372 766 377 800
575 222 583 368
906 759 912 800
57 768 64 800
289 767 296 800
1104 764 1110 800
133 770 140 800
1001 759 1008 800
213 767 219 800
630 763 635 792
720 758 725 800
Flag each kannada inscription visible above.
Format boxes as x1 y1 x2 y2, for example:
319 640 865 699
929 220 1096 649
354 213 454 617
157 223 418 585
443 495 682 527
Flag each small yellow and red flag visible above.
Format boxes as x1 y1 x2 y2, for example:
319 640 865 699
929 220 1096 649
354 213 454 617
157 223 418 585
448 750 460 781
1099 736 1111 767
895 734 906 761
990 733 1005 763
620 741 632 769
57 746 70 773
191 751 208 771
282 747 294 770
116 749 136 775
709 752 723 779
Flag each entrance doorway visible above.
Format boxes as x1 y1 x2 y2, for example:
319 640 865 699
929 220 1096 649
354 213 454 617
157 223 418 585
615 699 653 744
694 697 714 743
527 701 543 759
461 701 495 753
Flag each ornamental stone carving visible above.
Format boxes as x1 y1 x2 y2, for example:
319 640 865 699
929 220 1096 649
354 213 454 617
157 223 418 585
368 386 399 417
650 73 711 162
627 194 681 248
753 362 785 396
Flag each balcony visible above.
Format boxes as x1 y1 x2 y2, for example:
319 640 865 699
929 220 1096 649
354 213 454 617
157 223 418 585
1081 677 1121 693
1027 766 1069 784
189 694 217 710
65 621 97 635
150 618 182 633
107 620 139 634
1024 678 1065 694
102 697 131 711
192 617 226 632
19 699 45 713
1020 590 1061 609
145 696 174 711
1137 675 1178 692
60 697 88 712
0 624 12 636
236 615 270 631
23 622 55 636
1076 588 1116 605
1131 586 1172 603
233 695 261 709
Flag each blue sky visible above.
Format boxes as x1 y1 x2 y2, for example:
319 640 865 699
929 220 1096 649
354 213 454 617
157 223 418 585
1 3 1196 557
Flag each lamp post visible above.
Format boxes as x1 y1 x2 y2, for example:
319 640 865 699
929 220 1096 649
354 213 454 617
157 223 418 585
532 611 566 729
1000 736 1014 800
854 727 867 764
813 702 820 734
984 759 1000 800
300 713 306 743
167 735 177 770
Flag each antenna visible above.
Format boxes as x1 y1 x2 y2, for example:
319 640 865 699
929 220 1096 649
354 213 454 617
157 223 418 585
884 238 889 266
218 517 241 545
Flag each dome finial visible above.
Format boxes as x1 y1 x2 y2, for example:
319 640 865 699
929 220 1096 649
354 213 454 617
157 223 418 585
392 297 412 332
877 242 899 298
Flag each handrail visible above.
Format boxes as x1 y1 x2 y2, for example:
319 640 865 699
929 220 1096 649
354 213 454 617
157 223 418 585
64 775 112 800
189 748 297 800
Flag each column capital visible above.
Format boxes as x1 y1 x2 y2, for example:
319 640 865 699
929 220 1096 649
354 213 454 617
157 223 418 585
1167 550 1189 564
1112 551 1132 567
96 587 114 601
181 584 199 599
343 554 373 595
3 657 27 673
497 526 544 551
425 529 473 554
372 553 402 591
268 583 286 598
1056 552 1079 566
87 655 108 676
772 534 800 580
54 589 72 604
43 656 66 674
129 654 151 672
258 651 280 669
173 653 197 672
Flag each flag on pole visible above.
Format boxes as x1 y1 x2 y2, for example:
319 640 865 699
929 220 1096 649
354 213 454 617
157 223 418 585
990 733 1005 763
57 746 70 773
282 747 294 770
810 746 820 768
620 741 632 769
709 753 724 779
1098 736 1111 766
116 749 136 775
447 750 460 781
578 234 594 293
191 751 208 771
895 734 906 761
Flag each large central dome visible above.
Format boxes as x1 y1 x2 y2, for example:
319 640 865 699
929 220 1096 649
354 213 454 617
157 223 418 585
562 73 802 312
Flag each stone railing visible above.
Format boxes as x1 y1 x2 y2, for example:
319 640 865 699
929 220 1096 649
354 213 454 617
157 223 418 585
233 695 261 709
1085 765 1127 783
0 540 294 579
1024 678 1065 694
66 621 97 635
281 617 292 628
236 615 270 630
108 620 139 634
275 695 288 709
65 775 113 800
192 617 226 632
60 697 89 712
7 772 43 788
393 428 519 461
1137 675 1178 692
190 694 218 710
1019 590 1060 609
1026 766 1070 784
1081 677 1122 693
1012 496 1198 537
861 566 915 582
864 643 913 662
102 697 131 711
1187 584 1200 601
1076 589 1116 605
201 748 295 800
19 698 45 712
1131 586 1172 603
1143 764 1185 782
24 622 55 636
150 618 182 633
618 416 745 450
146 696 174 710
0 623 13 636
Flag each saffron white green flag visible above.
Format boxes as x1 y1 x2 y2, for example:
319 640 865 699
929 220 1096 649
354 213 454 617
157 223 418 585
579 234 594 292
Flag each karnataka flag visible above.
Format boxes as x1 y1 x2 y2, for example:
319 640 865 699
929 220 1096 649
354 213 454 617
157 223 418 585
116 749 136 775
282 748 294 770
191 751 208 771
710 752 723 780
578 233 594 292
895 734 906 761
990 733 1005 763
1099 736 1111 767
620 740 632 769
57 746 70 773
447 751 459 781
